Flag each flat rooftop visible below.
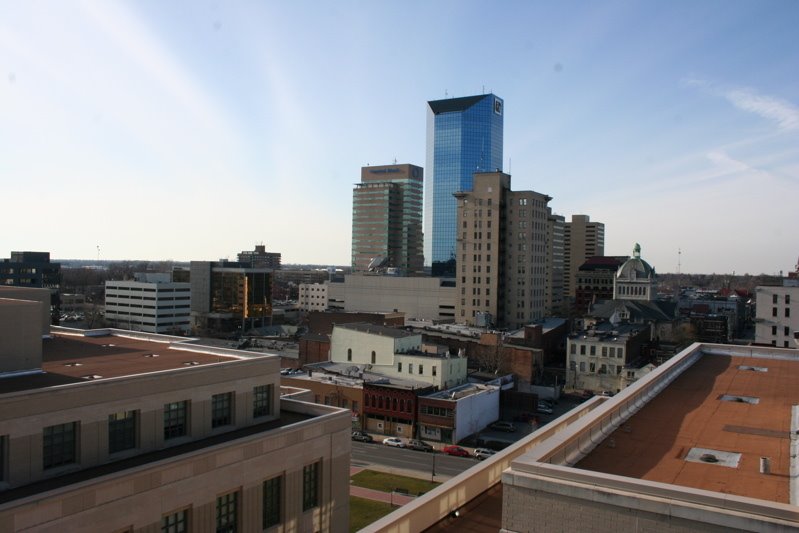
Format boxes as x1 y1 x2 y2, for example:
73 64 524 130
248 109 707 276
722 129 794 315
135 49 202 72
0 332 243 394
576 351 799 503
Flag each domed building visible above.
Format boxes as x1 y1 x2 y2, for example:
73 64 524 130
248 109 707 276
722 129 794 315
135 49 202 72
613 243 656 302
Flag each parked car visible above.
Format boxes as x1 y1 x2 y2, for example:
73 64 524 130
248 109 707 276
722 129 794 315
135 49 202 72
489 421 517 432
474 448 496 460
382 437 405 448
536 405 553 415
442 445 471 457
599 390 615 397
351 431 373 443
406 439 434 452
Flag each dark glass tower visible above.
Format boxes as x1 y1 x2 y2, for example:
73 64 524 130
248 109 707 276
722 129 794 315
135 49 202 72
424 94 503 277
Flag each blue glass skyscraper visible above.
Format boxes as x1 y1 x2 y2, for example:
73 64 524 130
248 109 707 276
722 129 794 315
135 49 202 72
424 94 503 277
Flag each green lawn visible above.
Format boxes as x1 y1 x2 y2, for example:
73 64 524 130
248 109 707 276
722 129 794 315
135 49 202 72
350 469 440 495
349 496 394 532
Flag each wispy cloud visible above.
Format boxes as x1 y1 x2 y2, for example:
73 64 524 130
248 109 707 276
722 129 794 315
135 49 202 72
682 78 799 131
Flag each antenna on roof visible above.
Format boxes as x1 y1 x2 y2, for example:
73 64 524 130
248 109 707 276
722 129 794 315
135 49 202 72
482 85 485 94
445 89 448 98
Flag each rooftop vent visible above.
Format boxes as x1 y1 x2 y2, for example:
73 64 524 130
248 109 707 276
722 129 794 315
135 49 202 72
685 447 741 468
738 365 768 372
719 394 760 405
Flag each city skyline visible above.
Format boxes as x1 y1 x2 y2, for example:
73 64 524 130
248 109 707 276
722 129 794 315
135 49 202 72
1 1 797 274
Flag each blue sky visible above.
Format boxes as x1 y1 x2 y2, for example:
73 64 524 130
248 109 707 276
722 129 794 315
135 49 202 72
1 0 797 274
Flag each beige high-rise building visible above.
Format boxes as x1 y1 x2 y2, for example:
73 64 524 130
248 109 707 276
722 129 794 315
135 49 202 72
454 172 551 329
563 214 605 299
545 211 566 315
352 164 424 275
0 288 350 533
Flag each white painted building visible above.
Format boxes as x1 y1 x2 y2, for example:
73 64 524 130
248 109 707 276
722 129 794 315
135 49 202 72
418 383 500 443
298 282 328 312
755 281 798 348
330 323 467 389
104 273 191 334
566 323 651 393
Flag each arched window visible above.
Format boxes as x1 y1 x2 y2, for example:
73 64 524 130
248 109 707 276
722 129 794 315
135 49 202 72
399 399 405 412
407 400 412 413
393 398 398 411
378 396 383 409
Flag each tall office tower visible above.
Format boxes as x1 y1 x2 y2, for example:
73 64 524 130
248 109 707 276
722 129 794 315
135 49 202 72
351 163 424 275
545 211 566 315
454 171 551 329
563 214 605 300
425 94 504 277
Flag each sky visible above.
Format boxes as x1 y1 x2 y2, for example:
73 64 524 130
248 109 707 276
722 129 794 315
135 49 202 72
1 0 797 274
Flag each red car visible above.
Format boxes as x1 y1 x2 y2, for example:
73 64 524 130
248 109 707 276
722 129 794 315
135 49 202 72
442 445 470 457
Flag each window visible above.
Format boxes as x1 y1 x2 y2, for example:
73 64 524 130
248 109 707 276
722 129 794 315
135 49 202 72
43 421 78 469
408 363 413 374
579 345 586 355
164 401 188 440
216 492 238 533
772 326 778 335
570 344 576 355
432 366 437 376
589 363 596 373
418 365 423 375
263 476 282 529
347 348 352 361
397 362 402 372
618 348 624 358
212 392 234 428
108 411 137 454
303 461 320 511
162 509 189 533
773 307 778 317
371 351 376 364
579 361 586 372
787 294 791 305
590 345 596 356
786 326 791 336
786 308 791 318
601 347 608 357
253 384 273 418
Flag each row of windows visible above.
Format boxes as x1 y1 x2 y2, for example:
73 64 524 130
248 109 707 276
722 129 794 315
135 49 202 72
420 405 454 418
366 394 413 413
577 361 624 375
396 362 437 376
772 294 791 304
771 325 793 336
160 462 320 533
771 307 791 317
33 385 274 471
570 343 625 358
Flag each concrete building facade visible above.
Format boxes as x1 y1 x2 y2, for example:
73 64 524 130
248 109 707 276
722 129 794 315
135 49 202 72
545 211 566 315
105 273 191 334
327 274 455 322
298 282 328 312
755 282 798 348
352 164 424 275
454 172 551 329
0 301 349 532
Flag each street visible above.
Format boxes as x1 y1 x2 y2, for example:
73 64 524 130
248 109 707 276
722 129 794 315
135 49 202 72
351 441 476 480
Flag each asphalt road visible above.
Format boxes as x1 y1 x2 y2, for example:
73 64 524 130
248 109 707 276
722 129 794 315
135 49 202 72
351 441 477 479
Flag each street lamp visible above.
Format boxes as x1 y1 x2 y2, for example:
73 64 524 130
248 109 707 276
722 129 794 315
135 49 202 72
431 450 436 482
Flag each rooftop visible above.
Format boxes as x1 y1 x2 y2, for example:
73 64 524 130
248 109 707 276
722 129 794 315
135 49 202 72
576 350 799 503
0 330 249 395
334 322 417 339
